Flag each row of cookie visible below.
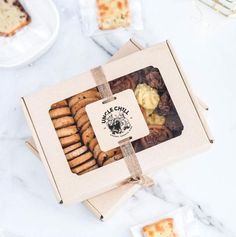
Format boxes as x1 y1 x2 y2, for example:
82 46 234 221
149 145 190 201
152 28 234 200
68 88 124 167
49 100 98 175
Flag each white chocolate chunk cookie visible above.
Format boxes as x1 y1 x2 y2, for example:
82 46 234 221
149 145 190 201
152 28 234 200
135 83 160 111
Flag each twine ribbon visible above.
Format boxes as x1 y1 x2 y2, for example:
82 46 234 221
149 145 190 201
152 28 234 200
91 66 154 188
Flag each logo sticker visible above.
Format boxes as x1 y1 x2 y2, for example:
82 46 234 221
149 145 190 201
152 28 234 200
102 106 132 137
86 89 149 151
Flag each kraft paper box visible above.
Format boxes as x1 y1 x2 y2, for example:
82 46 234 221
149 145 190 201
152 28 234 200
26 40 143 220
22 40 213 208
25 40 211 220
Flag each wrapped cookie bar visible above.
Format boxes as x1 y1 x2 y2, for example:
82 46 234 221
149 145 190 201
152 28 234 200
78 0 143 36
130 206 200 237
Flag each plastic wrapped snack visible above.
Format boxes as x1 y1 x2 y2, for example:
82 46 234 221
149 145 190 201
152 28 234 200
78 0 143 36
130 206 200 237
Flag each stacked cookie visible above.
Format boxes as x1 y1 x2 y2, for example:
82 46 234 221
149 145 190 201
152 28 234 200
50 88 123 176
49 99 98 175
68 88 123 168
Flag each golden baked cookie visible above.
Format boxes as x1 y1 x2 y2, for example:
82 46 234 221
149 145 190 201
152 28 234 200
143 218 177 237
72 159 97 174
89 138 98 151
80 121 91 134
103 153 123 166
79 164 98 175
135 83 160 111
52 116 75 129
76 114 89 128
93 144 102 159
106 147 122 158
66 146 88 161
49 107 71 119
68 89 100 107
60 134 80 148
74 107 86 122
71 97 99 115
97 152 108 166
82 126 95 145
69 152 93 168
56 126 78 138
63 143 82 154
51 100 68 109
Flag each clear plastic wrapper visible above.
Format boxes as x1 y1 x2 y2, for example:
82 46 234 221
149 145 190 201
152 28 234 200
78 0 143 36
130 206 200 237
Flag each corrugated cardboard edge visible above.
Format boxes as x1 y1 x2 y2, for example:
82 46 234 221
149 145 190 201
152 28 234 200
166 41 214 143
84 183 140 221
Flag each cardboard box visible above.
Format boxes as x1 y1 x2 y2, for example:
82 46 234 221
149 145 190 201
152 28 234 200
22 40 213 208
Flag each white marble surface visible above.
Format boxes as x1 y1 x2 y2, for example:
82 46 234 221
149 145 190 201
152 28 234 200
0 0 236 236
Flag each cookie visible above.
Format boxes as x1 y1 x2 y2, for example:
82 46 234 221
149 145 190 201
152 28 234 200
51 100 68 109
143 218 177 237
74 107 86 122
146 112 165 126
49 107 71 119
52 116 74 129
93 144 102 159
103 153 123 166
97 152 108 166
66 145 88 161
63 143 82 154
56 126 78 138
76 114 89 128
60 134 80 148
68 89 100 107
72 159 96 174
141 125 173 149
80 121 91 134
89 138 98 151
69 152 93 168
134 83 160 111
105 147 122 158
82 126 95 145
78 164 98 175
71 97 99 115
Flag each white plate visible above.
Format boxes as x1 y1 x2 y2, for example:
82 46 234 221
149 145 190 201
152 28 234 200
0 0 60 68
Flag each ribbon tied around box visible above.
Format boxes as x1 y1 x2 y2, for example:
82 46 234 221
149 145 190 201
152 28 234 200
87 66 154 188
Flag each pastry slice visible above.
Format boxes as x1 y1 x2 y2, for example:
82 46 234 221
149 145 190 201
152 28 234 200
96 0 130 30
0 0 31 37
143 218 177 237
